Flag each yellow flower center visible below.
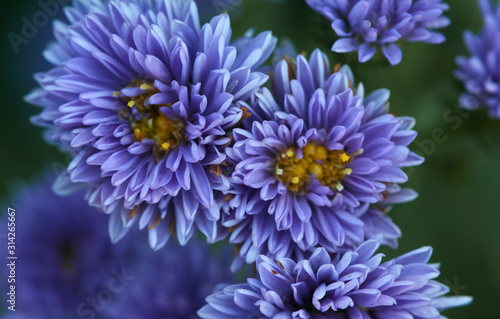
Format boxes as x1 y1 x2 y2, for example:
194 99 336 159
275 143 353 193
118 80 184 159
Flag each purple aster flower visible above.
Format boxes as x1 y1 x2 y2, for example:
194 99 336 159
455 0 500 118
1 176 236 319
222 49 423 266
306 0 450 65
1 176 137 318
198 239 472 319
26 0 276 248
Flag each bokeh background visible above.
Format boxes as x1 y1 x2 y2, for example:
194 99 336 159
1 0 499 317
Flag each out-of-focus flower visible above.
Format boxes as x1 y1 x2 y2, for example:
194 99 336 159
223 49 423 266
306 0 450 65
1 177 136 318
104 242 235 319
26 0 276 248
199 239 472 319
455 0 500 118
1 176 235 319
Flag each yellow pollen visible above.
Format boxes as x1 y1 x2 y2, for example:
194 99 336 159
130 206 139 219
134 128 145 141
275 142 355 193
122 80 185 160
113 91 121 97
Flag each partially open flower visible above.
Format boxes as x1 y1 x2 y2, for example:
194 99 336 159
199 240 472 319
307 0 450 65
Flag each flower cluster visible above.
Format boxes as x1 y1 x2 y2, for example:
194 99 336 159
199 239 472 319
2 177 235 319
455 0 500 118
306 0 450 65
223 49 423 266
23 0 473 318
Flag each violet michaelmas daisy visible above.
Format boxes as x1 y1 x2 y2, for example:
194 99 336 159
1 176 237 319
198 239 472 319
306 0 450 65
0 177 138 318
222 49 423 266
455 0 500 118
26 0 276 248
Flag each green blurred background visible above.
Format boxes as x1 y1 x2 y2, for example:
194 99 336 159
1 0 499 317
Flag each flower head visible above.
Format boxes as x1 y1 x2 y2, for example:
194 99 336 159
1 177 136 318
455 0 500 118
199 240 472 319
306 0 450 65
27 0 276 248
223 49 423 265
2 176 236 319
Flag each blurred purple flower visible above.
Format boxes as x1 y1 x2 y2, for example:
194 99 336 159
104 242 236 319
26 0 276 248
455 0 500 118
1 176 136 318
1 176 236 319
306 0 450 65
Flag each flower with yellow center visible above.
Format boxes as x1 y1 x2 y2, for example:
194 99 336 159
275 143 352 193
119 80 185 160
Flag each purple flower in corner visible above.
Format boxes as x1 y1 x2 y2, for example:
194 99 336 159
306 0 450 65
1 176 236 319
222 49 423 266
1 177 135 319
455 0 500 118
26 0 276 248
198 239 472 319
